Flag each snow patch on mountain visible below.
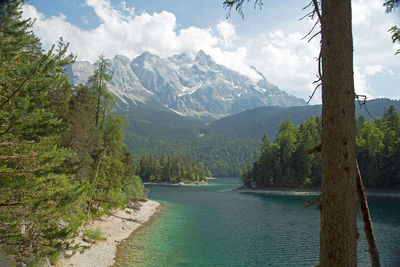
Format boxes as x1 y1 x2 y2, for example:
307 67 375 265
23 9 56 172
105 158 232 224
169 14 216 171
66 51 307 118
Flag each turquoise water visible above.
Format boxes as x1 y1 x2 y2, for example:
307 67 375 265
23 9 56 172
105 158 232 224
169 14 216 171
115 178 400 266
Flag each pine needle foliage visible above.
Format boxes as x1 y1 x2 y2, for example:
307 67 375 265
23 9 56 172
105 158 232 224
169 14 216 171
0 1 144 265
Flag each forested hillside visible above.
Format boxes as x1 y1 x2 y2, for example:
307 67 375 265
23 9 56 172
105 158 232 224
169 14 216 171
241 106 400 189
0 3 143 265
122 98 400 177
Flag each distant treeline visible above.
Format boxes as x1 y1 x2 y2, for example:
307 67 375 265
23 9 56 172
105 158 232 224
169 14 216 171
241 106 400 190
0 2 143 265
138 154 208 183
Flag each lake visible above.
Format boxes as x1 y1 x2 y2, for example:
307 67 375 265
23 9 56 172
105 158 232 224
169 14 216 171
115 178 400 266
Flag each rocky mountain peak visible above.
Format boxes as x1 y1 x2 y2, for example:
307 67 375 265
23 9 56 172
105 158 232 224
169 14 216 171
66 51 307 118
113 54 131 65
194 50 215 67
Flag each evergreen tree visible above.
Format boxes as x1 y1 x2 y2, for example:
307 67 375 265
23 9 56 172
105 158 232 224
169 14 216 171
0 2 144 264
0 1 79 264
242 111 400 191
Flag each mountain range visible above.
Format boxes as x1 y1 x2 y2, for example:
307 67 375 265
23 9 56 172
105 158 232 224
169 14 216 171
64 52 400 177
65 50 306 118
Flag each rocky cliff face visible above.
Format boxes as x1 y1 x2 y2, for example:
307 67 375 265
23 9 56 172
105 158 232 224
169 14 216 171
65 50 307 118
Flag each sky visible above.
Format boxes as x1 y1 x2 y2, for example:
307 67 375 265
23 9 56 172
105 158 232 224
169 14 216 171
22 0 400 104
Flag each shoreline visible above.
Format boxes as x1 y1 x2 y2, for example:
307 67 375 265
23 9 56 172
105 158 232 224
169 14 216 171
143 180 208 186
56 199 160 267
234 188 320 196
234 188 400 198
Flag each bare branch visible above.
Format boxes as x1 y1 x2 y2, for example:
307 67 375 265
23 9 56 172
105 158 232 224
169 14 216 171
0 154 37 160
110 214 141 223
305 194 321 208
0 120 16 137
0 141 34 147
312 0 322 21
308 31 321 42
0 167 50 174
299 10 315 21
301 20 320 41
307 83 321 104
0 71 36 110
223 0 263 18
302 1 314 11
0 202 23 207
356 95 376 120
356 161 381 266
300 0 322 103
302 144 322 155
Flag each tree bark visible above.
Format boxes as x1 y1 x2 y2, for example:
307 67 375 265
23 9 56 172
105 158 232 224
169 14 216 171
320 0 357 266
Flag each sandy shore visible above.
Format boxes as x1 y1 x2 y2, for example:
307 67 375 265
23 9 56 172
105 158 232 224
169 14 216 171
235 188 320 196
144 180 208 186
56 200 159 267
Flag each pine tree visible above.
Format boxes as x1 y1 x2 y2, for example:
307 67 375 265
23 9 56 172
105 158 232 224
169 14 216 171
0 1 79 264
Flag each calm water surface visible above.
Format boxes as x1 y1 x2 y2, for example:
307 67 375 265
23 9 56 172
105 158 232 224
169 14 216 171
115 178 400 267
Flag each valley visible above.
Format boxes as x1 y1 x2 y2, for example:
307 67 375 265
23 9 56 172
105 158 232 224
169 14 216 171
3 1 400 266
66 55 400 177
118 98 400 177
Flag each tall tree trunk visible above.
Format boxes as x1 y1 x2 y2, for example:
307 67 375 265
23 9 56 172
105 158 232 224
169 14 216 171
320 0 357 266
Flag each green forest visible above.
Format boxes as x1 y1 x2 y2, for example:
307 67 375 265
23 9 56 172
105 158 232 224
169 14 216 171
122 99 400 178
0 3 144 265
2 0 400 266
241 107 400 190
138 154 207 183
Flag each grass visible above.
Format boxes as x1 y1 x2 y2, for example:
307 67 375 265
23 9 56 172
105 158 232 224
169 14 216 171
83 229 106 241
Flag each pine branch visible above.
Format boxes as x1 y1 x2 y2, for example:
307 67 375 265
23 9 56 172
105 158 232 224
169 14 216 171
0 51 52 111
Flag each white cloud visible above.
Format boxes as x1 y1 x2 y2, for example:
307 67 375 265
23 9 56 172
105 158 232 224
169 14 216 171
243 0 400 102
245 29 320 102
208 47 262 81
120 1 135 16
351 0 400 100
364 65 394 76
22 0 260 82
354 66 372 97
365 65 385 76
352 0 381 26
217 20 237 45
22 0 400 102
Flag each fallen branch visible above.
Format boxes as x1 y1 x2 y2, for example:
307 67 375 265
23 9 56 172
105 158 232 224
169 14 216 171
110 214 141 223
356 161 381 267
0 202 23 207
302 144 322 155
304 194 321 208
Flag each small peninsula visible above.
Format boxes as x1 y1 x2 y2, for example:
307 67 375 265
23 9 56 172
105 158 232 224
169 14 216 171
138 154 208 184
